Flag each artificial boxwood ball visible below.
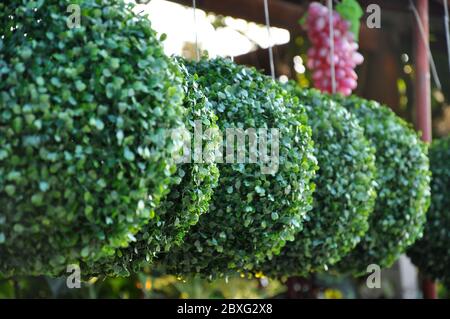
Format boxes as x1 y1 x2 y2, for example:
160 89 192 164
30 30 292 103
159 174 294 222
0 0 186 277
259 86 377 277
161 58 318 277
336 96 430 275
83 61 221 277
408 136 450 287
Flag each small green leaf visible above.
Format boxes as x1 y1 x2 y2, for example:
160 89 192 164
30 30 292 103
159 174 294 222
336 0 364 40
36 76 45 86
75 80 87 92
31 193 44 206
124 147 135 161
39 181 50 192
50 77 61 87
110 58 120 70
20 48 33 60
46 31 55 40
13 224 25 233
15 63 25 73
12 117 23 133
298 13 308 26
81 247 90 258
5 185 15 196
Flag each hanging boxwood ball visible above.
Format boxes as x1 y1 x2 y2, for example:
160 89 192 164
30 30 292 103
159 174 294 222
83 60 221 277
408 136 450 287
336 96 431 274
0 0 186 277
258 85 377 277
161 58 318 277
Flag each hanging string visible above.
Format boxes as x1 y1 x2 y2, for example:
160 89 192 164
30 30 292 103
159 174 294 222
444 0 450 73
192 0 200 61
327 0 336 94
263 0 275 79
409 0 442 90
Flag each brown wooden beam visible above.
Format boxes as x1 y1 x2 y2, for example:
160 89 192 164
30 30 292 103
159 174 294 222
169 0 306 31
167 0 380 51
413 0 437 299
168 0 450 24
282 0 450 16
357 0 450 14
414 0 433 143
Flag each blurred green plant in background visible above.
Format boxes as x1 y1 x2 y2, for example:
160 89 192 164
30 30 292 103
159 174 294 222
0 272 285 299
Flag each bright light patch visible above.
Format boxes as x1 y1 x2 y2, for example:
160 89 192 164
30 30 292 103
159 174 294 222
128 0 290 58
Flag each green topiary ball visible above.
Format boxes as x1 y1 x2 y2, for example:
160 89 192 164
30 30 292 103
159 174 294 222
83 60 221 277
408 136 450 287
336 96 430 275
161 58 318 277
0 0 186 277
259 86 377 277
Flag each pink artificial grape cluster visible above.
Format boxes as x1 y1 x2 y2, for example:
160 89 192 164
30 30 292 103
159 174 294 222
306 2 364 96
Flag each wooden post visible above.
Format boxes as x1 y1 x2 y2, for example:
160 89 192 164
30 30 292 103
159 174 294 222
421 275 438 299
413 0 436 299
414 0 432 142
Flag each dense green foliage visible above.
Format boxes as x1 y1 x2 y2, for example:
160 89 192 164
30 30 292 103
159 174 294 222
260 86 376 277
162 58 318 277
0 0 186 277
336 96 430 274
0 1 432 281
84 61 220 277
408 136 450 287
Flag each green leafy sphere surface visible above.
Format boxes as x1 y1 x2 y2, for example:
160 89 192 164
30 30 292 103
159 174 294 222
83 60 220 277
408 136 450 287
162 58 318 277
336 96 430 274
0 0 185 276
259 86 377 277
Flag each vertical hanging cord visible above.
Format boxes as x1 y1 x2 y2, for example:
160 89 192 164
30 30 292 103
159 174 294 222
263 0 276 79
444 0 450 73
192 0 200 61
409 0 442 90
328 0 336 94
